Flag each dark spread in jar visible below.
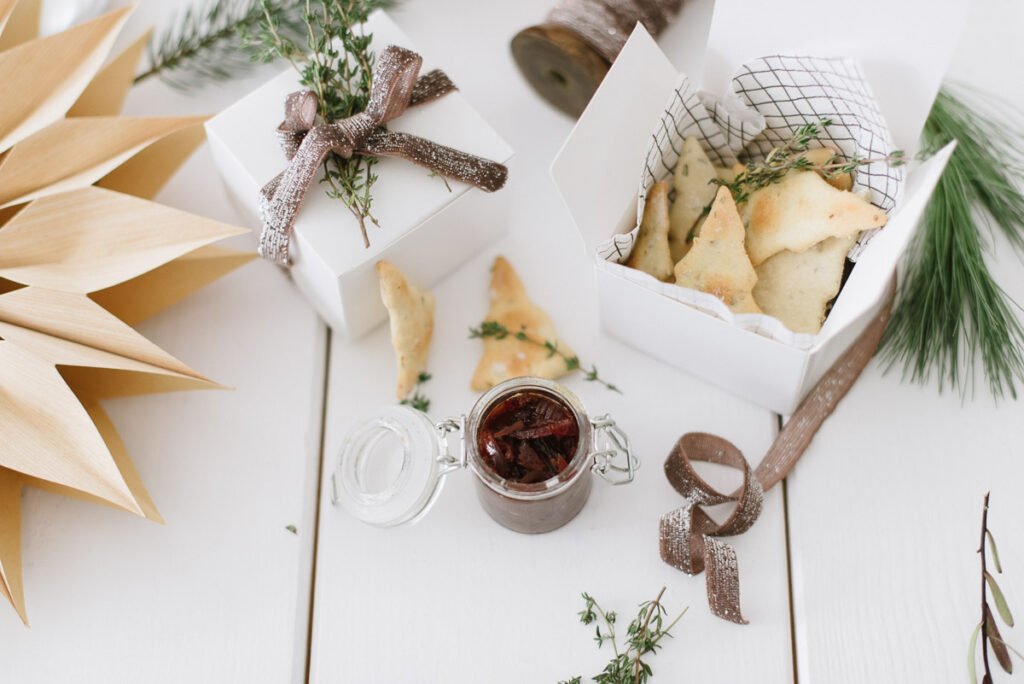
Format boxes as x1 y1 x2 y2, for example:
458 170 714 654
476 390 580 484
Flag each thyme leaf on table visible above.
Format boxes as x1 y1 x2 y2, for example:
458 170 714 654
399 372 433 413
560 588 687 684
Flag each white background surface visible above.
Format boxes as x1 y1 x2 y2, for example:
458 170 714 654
1 0 1021 682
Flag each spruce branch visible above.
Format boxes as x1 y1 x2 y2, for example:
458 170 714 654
136 0 307 90
881 87 1024 400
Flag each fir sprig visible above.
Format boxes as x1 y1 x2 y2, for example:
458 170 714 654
469 322 622 393
255 0 393 247
560 588 687 684
712 118 906 205
136 0 307 90
881 87 1024 399
969 493 1018 683
399 372 432 413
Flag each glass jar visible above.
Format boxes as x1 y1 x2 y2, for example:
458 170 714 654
331 377 637 533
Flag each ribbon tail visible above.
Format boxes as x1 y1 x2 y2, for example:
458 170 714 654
361 130 508 192
409 69 457 106
703 537 748 624
259 128 334 266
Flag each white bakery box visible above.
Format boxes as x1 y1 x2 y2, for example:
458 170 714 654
551 0 968 414
206 12 513 338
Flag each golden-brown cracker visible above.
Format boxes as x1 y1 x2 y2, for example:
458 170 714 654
744 170 887 265
674 186 761 314
377 260 434 400
471 256 573 391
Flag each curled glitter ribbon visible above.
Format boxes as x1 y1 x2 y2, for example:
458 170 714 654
258 45 509 266
660 282 896 624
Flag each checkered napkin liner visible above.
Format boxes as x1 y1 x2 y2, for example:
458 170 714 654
596 55 905 350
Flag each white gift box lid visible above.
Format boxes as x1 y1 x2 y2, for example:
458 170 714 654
551 0 966 412
206 12 513 336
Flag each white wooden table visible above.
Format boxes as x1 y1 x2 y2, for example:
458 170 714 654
2 1 1021 682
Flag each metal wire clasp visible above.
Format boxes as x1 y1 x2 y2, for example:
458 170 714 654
435 416 467 475
590 415 638 485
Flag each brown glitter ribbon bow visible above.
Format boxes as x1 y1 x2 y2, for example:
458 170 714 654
660 283 896 624
258 45 509 266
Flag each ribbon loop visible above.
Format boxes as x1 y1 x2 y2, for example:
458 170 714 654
659 284 896 625
258 45 508 266
659 433 764 624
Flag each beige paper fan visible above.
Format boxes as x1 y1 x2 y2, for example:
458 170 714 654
0 2 254 624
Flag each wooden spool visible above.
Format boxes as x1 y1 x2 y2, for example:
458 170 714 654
510 23 611 118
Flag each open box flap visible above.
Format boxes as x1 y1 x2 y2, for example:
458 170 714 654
551 26 679 256
818 141 957 346
702 0 970 155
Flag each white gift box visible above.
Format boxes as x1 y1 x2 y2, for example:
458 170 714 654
206 12 513 337
552 0 968 414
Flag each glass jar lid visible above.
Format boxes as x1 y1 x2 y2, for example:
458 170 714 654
331 405 463 527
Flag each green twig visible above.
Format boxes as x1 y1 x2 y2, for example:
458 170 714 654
469 321 621 394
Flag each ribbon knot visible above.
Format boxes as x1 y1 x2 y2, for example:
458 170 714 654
258 45 509 266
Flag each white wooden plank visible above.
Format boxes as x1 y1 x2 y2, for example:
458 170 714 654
310 1 793 681
788 2 1024 680
0 3 327 677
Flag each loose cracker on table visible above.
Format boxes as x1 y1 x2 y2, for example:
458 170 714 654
377 260 434 400
626 180 674 281
668 136 718 263
471 256 573 391
743 170 887 266
753 233 858 334
674 186 761 314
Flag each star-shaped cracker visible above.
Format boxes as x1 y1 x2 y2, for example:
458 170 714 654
743 170 887 265
674 186 761 314
471 257 573 391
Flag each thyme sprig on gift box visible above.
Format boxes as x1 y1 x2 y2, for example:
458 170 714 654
469 321 622 393
253 0 393 246
559 588 687 684
969 493 1019 683
882 87 1024 399
711 119 906 206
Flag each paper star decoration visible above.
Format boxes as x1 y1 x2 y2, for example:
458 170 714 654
0 1 254 624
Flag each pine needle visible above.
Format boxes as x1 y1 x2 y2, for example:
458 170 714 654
881 86 1024 399
135 0 307 90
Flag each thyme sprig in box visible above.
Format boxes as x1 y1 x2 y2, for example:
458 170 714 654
206 12 513 337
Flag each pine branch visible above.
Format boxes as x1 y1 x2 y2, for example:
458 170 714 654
136 0 307 90
881 86 1024 400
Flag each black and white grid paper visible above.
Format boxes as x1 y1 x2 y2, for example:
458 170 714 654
599 55 905 349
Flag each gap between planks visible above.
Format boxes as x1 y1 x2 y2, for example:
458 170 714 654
303 327 333 683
